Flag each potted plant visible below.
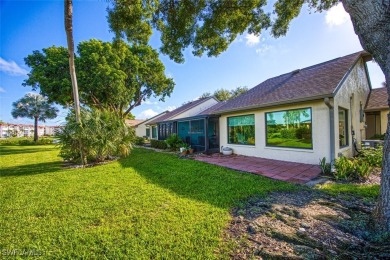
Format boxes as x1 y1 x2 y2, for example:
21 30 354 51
187 145 194 154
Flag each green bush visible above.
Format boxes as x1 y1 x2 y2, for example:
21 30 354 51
280 128 296 139
333 156 355 180
0 137 53 146
354 158 372 181
134 136 145 145
150 139 168 149
56 108 134 164
334 156 373 181
359 146 383 167
165 134 184 151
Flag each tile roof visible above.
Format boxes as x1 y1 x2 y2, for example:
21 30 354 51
365 87 389 111
212 51 370 114
125 119 145 127
148 97 216 124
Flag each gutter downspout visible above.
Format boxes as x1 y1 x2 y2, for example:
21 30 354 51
324 98 335 165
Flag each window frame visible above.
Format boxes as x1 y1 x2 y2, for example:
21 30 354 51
338 107 349 148
265 107 313 150
227 114 255 146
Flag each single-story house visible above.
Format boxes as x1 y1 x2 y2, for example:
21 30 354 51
364 87 389 139
147 97 222 152
153 51 385 165
210 51 372 164
131 111 169 139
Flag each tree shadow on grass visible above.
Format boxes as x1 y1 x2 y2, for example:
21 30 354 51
0 146 58 156
119 148 295 209
0 161 63 177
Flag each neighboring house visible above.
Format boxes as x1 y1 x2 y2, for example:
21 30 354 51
210 51 372 164
147 97 220 152
132 111 169 139
364 87 389 139
0 123 59 138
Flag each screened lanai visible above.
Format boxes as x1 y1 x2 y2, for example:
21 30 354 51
177 117 219 153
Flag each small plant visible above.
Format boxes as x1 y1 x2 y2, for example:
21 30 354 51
134 136 145 145
359 146 383 167
319 157 332 175
333 156 354 180
354 158 372 181
165 134 185 151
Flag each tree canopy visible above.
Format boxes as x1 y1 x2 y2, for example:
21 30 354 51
11 93 58 141
108 0 338 63
200 86 248 101
23 39 175 117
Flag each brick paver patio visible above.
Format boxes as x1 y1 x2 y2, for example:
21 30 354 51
195 153 321 184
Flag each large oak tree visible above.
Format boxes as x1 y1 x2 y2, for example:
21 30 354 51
23 39 174 118
107 0 390 231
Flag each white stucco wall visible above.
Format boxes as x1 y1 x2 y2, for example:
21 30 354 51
170 98 218 120
135 124 148 138
334 59 371 158
219 100 331 164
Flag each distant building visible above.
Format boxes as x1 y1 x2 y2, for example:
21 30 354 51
0 123 60 138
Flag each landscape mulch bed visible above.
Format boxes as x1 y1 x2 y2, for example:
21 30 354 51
225 187 389 259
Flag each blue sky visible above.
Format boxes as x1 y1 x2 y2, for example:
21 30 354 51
0 1 385 125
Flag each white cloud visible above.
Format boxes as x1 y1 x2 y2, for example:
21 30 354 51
325 4 350 27
137 109 158 119
245 33 261 46
255 44 274 56
0 57 28 76
143 100 158 105
165 106 176 111
0 87 5 93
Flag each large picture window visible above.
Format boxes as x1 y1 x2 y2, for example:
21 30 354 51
266 108 312 149
339 108 348 147
228 115 255 145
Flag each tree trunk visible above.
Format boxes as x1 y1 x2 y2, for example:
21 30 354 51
34 116 38 142
64 0 86 165
64 0 81 123
342 0 390 232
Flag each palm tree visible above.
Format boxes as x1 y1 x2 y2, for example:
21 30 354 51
11 93 58 141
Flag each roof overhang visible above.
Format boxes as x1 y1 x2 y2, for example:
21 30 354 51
214 94 332 115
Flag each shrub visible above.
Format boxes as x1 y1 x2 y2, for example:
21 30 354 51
150 139 168 150
56 108 134 164
134 136 145 145
354 158 372 181
319 157 332 175
280 128 296 139
0 137 53 146
165 134 184 151
333 156 354 180
359 146 383 167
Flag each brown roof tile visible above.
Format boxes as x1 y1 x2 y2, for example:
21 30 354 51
213 51 369 114
365 87 389 111
125 119 145 127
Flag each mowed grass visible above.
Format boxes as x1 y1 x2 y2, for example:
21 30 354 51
317 183 380 200
0 145 295 258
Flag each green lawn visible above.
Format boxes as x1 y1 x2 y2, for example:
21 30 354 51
0 145 295 258
317 183 380 200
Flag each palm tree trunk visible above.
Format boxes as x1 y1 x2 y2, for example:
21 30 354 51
34 116 38 142
64 0 86 165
